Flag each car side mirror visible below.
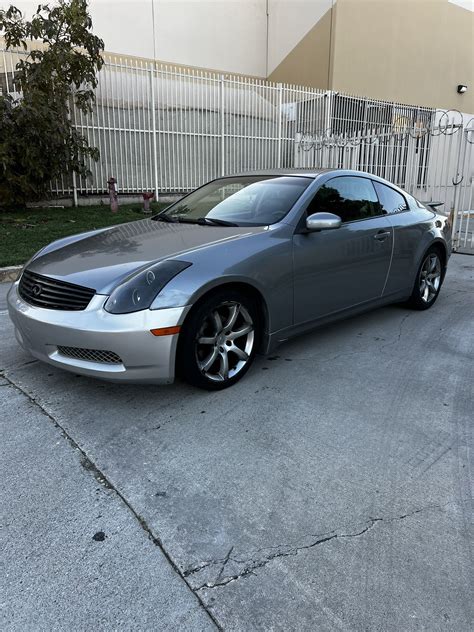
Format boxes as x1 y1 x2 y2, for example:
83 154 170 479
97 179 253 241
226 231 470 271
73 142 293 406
306 212 342 232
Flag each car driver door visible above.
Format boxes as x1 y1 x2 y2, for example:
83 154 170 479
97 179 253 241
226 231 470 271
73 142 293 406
292 175 393 325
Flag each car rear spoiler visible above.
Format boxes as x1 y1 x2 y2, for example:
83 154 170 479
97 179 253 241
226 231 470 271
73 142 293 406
423 201 444 209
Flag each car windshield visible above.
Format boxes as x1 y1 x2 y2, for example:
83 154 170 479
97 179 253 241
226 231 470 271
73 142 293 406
154 176 313 226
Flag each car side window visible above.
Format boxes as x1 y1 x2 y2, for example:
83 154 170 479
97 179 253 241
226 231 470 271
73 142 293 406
373 181 408 214
307 176 383 223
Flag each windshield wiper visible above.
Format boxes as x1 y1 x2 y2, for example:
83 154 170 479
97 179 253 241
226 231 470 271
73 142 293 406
196 217 239 227
155 215 238 227
155 214 177 223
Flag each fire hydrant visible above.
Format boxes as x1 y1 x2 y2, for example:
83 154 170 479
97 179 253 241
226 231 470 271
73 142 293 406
142 191 155 213
107 176 118 213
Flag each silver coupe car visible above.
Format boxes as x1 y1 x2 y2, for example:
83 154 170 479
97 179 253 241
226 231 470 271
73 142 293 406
8 169 452 389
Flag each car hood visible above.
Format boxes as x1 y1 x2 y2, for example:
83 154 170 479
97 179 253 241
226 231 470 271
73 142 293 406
27 218 263 293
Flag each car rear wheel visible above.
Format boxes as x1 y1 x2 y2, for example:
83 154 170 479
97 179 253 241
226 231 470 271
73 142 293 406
178 289 261 389
407 248 443 310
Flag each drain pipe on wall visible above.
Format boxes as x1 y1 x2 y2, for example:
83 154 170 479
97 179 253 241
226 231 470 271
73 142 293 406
265 0 269 78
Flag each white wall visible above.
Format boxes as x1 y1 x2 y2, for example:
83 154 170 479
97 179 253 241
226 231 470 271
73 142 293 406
8 0 268 76
153 1 267 76
448 0 474 11
89 0 156 60
267 0 333 74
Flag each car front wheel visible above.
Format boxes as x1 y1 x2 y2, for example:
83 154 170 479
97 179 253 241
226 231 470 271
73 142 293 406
178 289 261 389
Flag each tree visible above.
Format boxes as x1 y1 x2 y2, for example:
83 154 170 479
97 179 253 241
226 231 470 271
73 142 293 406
0 1 104 207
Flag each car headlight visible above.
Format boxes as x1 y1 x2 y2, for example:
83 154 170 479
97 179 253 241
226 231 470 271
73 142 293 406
104 260 192 314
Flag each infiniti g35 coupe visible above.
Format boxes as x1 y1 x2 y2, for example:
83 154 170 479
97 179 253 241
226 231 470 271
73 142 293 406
8 169 452 389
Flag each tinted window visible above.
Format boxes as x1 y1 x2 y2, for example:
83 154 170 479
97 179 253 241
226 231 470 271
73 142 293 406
373 181 408 214
157 176 312 226
308 176 383 223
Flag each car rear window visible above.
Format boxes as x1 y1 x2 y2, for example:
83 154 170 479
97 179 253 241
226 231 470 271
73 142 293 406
373 181 408 214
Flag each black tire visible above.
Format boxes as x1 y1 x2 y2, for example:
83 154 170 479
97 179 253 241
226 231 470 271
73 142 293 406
177 289 261 390
406 247 443 310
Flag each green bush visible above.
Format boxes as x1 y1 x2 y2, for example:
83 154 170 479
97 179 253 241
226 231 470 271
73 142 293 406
0 1 104 208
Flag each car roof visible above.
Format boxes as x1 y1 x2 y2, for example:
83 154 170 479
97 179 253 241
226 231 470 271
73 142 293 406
230 168 408 193
232 168 332 178
231 168 399 181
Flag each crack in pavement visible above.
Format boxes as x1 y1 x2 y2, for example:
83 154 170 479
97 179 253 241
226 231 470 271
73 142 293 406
1 372 222 631
1 368 463 607
215 546 234 584
379 312 412 353
188 504 445 591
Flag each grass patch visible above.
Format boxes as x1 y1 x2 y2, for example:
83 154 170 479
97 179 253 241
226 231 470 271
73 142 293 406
0 202 170 267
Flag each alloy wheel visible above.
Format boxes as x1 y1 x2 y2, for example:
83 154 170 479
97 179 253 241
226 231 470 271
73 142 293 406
195 301 254 382
419 253 441 303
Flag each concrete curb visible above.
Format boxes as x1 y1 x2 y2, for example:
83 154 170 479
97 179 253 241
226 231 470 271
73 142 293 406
0 266 22 283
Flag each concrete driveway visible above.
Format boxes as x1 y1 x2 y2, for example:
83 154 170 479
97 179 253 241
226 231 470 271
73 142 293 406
1 254 473 631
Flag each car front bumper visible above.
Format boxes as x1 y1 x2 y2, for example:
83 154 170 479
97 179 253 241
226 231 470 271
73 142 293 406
7 281 191 384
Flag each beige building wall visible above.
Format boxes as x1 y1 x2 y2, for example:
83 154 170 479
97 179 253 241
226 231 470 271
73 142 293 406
268 0 333 89
267 0 473 110
331 0 474 111
267 0 334 87
5 0 474 110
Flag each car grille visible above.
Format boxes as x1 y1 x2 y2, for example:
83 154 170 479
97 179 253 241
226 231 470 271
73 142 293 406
57 346 123 365
19 270 95 311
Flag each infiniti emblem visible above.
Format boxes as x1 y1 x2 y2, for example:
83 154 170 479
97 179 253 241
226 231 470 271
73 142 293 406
31 284 42 297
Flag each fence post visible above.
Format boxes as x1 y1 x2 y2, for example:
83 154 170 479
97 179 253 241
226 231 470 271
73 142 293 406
72 171 78 207
277 83 283 168
325 90 332 136
451 126 467 249
150 61 160 200
220 74 225 176
66 95 78 207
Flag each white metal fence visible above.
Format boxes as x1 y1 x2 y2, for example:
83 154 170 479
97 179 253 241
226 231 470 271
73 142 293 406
1 50 473 250
294 113 474 251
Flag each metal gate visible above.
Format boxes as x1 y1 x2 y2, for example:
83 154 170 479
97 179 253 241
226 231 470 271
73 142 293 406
295 112 474 252
450 122 474 253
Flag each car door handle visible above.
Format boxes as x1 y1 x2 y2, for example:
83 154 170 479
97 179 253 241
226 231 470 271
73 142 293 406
374 230 391 241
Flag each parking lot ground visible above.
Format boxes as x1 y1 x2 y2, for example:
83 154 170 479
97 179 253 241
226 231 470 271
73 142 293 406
1 254 473 631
